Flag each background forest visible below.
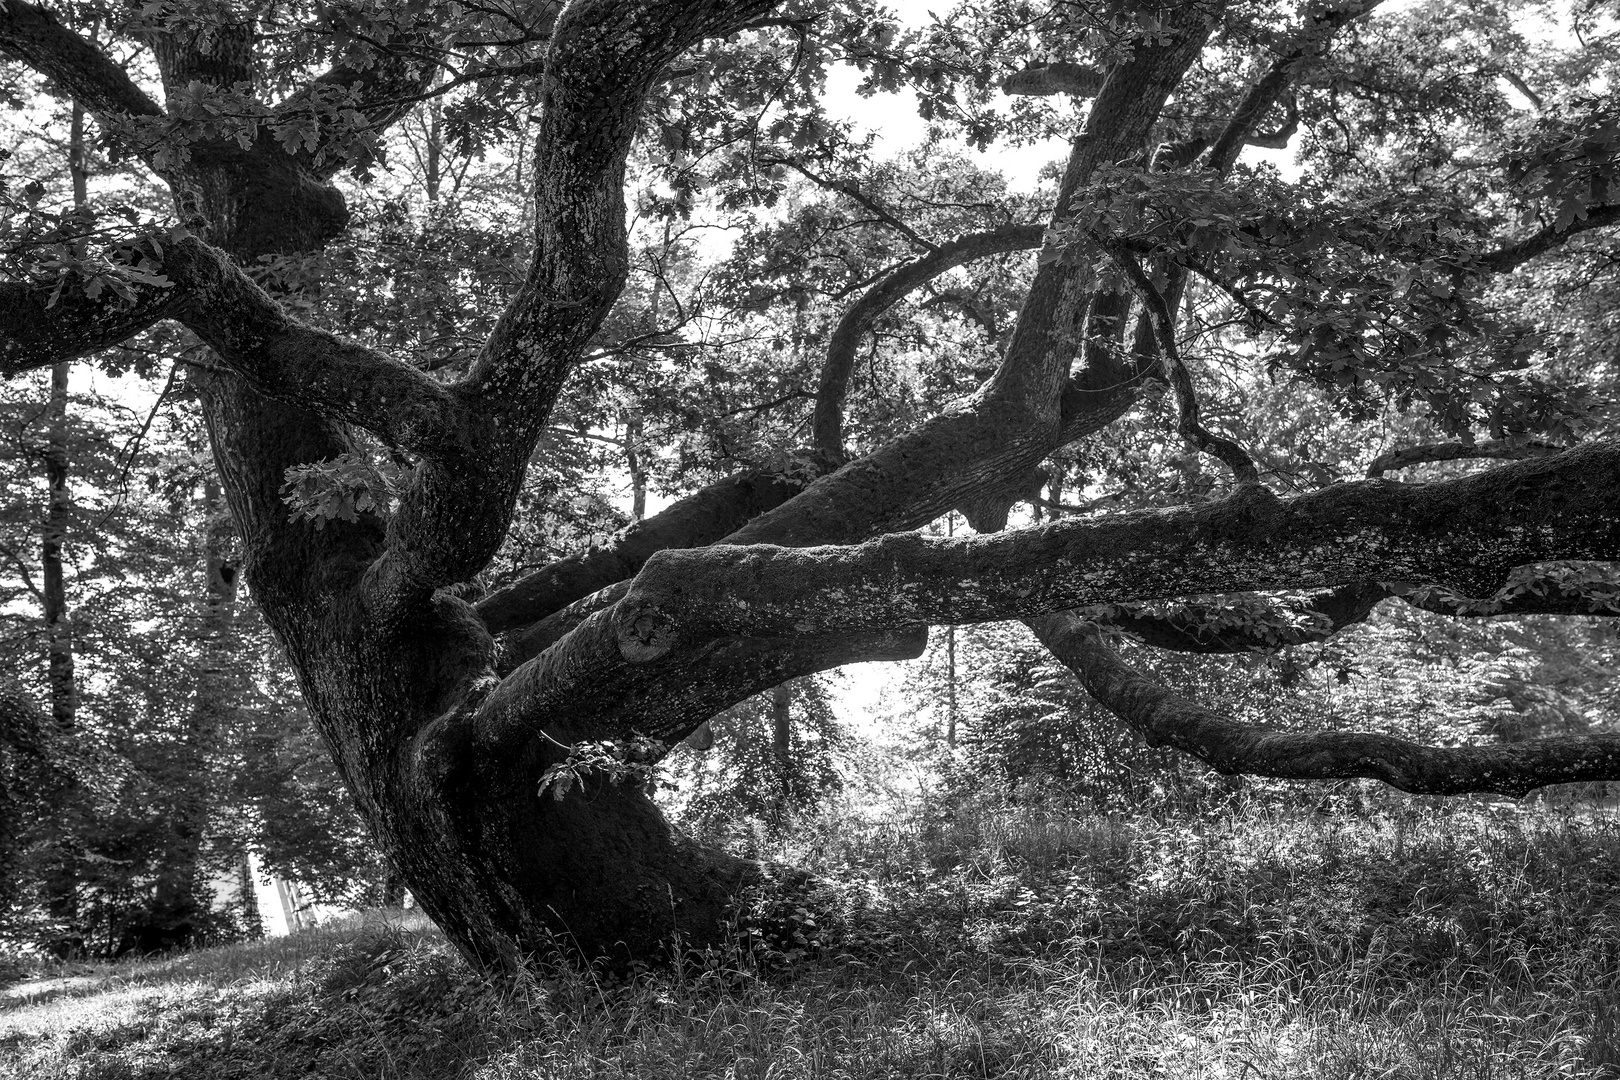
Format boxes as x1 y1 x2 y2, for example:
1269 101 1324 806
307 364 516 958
2 0 1620 1074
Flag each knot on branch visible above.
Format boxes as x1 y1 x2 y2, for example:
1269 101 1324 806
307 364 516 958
616 602 679 663
1206 482 1284 545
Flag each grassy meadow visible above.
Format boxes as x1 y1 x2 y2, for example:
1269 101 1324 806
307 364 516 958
4 796 1620 1079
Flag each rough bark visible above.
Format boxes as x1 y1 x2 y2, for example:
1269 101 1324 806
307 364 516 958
149 0 791 972
615 440 1620 659
1001 62 1107 97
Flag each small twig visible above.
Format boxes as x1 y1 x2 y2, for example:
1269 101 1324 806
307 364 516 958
761 156 938 253
0 541 47 606
96 364 178 528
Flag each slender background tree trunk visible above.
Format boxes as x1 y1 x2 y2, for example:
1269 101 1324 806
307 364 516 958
38 103 85 957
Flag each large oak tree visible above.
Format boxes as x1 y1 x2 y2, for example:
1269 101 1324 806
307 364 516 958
3 0 1619 970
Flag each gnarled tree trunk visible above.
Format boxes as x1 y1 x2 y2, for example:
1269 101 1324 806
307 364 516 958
5 0 1620 975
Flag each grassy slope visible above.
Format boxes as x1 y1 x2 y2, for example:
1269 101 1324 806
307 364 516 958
4 800 1620 1079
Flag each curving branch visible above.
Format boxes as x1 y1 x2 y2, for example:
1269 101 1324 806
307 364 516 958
1481 204 1620 273
347 0 783 611
1104 241 1259 483
725 11 1217 549
0 237 466 454
1366 439 1562 477
1029 610 1620 797
1080 1 1383 495
1244 95 1300 149
811 223 1044 458
614 439 1620 660
1204 0 1383 173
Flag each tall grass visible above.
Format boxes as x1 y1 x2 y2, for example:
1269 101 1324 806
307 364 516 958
5 798 1620 1078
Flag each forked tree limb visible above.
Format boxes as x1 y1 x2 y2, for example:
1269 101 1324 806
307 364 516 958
1028 610 1620 797
1203 0 1385 173
726 13 1216 549
614 439 1620 660
357 0 781 611
470 608 925 751
477 466 822 636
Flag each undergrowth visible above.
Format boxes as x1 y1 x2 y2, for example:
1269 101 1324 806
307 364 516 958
5 798 1620 1078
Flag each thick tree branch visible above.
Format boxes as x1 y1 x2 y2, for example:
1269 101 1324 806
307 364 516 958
0 2 164 125
0 237 466 453
724 11 1217 548
1204 0 1383 173
0 278 187 373
1366 439 1562 477
1030 611 1620 797
362 0 780 610
477 466 821 635
616 439 1620 660
1481 204 1620 273
470 608 925 753
811 223 1044 459
168 241 466 453
1001 62 1106 97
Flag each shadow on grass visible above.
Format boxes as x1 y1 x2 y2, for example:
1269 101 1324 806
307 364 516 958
7 805 1620 1079
1 909 436 1011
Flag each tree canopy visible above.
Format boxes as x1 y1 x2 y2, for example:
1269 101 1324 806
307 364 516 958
2 0 1618 971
